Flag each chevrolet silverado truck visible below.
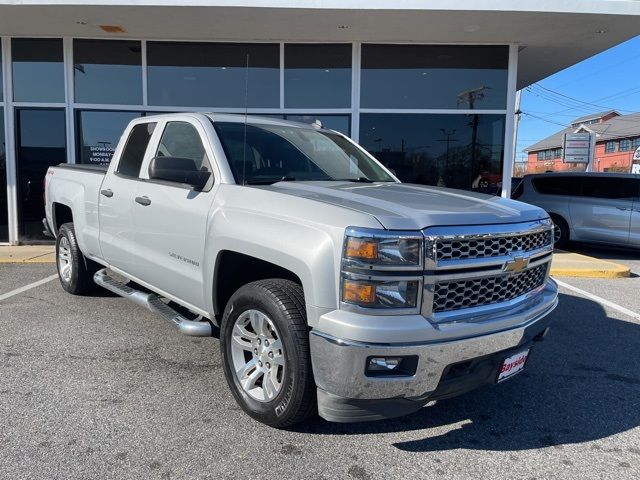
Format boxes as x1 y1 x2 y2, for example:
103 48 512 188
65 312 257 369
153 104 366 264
44 113 558 427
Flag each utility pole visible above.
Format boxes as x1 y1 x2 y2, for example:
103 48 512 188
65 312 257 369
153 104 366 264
512 89 522 176
458 87 487 187
438 128 459 187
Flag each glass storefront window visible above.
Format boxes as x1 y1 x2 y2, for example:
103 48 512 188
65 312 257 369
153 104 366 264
284 44 351 108
12 38 64 103
76 110 142 165
16 108 66 240
0 109 7 241
359 113 506 192
360 45 508 110
74 39 142 105
147 42 279 108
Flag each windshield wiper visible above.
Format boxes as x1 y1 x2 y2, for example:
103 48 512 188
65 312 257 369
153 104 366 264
245 176 298 185
331 177 374 183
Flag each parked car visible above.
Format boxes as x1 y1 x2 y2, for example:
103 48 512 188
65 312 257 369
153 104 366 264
514 172 640 249
44 113 558 427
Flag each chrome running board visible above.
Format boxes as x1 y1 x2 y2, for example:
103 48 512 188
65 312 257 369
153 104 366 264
93 268 212 337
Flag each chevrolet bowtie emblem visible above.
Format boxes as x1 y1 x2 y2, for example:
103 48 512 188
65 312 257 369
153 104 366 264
503 256 529 274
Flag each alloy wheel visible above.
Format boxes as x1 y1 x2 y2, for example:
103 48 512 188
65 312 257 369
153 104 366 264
230 309 285 402
58 236 73 282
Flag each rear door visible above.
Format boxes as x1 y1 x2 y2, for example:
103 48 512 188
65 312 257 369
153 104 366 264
569 176 635 245
629 178 640 247
98 121 157 273
131 118 218 310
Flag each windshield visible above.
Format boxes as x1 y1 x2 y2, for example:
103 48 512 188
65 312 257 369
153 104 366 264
212 121 396 185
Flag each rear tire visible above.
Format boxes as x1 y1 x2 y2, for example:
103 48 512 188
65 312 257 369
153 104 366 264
220 279 315 428
550 214 569 250
56 223 100 295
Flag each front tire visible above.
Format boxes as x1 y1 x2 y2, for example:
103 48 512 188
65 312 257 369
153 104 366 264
220 279 315 428
56 223 99 295
550 214 569 250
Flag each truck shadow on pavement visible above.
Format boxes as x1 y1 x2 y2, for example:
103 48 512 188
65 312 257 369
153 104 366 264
299 293 640 452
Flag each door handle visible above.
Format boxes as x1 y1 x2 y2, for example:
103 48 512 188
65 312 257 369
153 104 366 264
100 189 114 198
135 196 151 206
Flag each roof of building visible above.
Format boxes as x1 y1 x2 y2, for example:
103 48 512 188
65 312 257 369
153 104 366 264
570 110 619 125
524 112 640 152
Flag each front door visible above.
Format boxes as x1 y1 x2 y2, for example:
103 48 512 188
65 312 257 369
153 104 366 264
15 108 66 241
132 119 217 310
569 176 635 245
98 120 158 273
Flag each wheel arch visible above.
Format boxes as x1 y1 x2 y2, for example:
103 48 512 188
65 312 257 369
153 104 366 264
213 250 305 321
52 202 74 234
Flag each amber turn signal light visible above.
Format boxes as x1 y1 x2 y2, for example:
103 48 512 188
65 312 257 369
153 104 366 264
342 279 375 305
345 238 378 260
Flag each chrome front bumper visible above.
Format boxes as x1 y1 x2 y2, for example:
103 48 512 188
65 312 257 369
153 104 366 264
310 279 558 421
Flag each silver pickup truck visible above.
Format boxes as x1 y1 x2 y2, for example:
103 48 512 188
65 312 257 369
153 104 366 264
44 113 558 427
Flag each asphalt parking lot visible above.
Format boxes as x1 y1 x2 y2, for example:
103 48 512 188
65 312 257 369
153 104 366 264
2 261 640 480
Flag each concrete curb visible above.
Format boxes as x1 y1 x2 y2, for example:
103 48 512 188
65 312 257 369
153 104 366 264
550 251 631 278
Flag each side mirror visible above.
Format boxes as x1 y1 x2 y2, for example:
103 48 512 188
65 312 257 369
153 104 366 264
148 156 211 191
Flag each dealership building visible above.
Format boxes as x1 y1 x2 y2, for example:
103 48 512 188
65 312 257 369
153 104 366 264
0 1 639 244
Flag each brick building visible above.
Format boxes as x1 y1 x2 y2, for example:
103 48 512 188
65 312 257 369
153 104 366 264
524 110 640 173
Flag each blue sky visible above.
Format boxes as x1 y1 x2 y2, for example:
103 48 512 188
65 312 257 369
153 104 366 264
516 35 640 161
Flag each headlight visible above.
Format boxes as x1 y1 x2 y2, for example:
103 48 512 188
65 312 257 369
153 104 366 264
340 227 423 313
342 277 419 309
343 228 423 269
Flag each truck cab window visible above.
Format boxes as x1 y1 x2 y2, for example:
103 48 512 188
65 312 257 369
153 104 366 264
155 121 211 173
116 122 157 177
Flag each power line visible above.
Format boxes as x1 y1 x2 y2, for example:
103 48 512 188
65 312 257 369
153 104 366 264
521 112 568 128
533 83 625 111
529 83 637 115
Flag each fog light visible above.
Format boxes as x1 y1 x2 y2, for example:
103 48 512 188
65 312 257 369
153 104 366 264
369 357 401 370
365 356 418 377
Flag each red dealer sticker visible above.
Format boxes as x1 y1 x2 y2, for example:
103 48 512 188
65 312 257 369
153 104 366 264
497 349 530 383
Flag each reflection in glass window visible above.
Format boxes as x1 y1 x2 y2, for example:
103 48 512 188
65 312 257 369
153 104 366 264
0 109 7 241
284 115 350 136
147 42 279 108
77 110 142 165
359 114 505 192
361 45 508 110
74 40 142 105
284 44 351 108
12 38 64 102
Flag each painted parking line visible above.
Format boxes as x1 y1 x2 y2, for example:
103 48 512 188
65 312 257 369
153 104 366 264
0 274 59 302
555 278 640 321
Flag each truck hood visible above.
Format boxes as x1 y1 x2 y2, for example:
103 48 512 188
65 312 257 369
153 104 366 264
264 181 547 230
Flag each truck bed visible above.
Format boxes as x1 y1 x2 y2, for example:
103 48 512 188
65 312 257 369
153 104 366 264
46 163 107 260
54 163 108 175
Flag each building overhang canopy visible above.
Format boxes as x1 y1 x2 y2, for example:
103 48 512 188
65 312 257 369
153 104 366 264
0 1 639 88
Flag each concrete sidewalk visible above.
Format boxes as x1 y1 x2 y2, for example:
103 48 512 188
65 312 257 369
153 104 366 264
0 245 56 264
0 245 632 278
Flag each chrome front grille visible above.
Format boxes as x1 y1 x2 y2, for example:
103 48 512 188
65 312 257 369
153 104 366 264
432 263 548 313
435 229 552 262
422 219 554 322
